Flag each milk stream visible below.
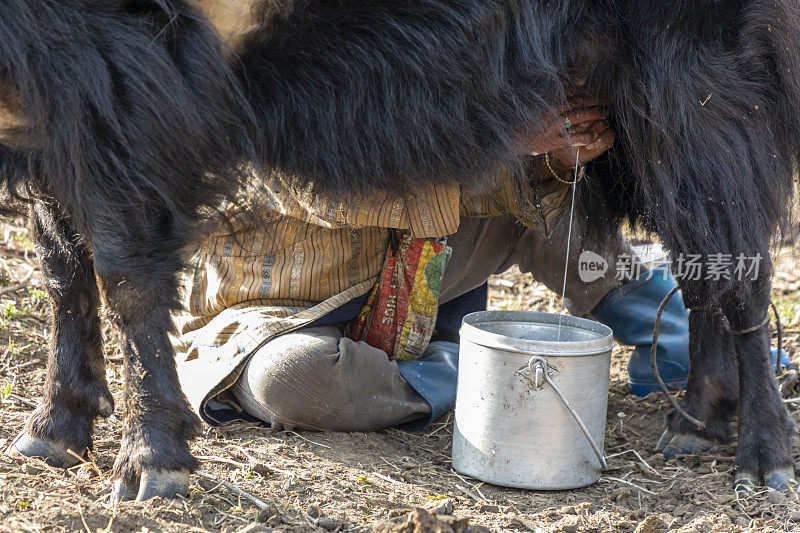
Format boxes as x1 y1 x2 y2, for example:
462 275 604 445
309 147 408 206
557 149 580 342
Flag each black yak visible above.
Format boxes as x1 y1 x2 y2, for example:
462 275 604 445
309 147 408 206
2 0 798 499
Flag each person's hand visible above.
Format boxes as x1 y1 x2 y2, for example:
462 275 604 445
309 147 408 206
520 97 616 173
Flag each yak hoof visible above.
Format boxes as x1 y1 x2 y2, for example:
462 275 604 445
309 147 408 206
111 469 190 503
97 394 114 418
764 468 797 493
734 472 758 495
655 430 673 452
5 432 83 468
659 432 714 460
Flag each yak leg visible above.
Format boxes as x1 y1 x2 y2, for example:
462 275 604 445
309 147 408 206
724 284 795 492
657 309 738 457
6 202 113 467
90 218 202 502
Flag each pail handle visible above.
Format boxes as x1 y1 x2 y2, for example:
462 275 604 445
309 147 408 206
528 356 608 470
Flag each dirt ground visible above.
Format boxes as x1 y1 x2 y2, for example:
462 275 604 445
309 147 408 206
2 219 800 532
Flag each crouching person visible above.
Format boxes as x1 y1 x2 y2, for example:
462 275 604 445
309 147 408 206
172 102 688 431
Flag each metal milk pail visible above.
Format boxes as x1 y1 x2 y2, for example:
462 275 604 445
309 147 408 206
452 311 614 490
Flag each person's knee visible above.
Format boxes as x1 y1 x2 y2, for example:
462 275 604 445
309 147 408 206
233 327 346 429
232 329 428 431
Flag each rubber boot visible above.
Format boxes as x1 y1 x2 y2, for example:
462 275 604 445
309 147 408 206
592 266 691 397
396 341 460 430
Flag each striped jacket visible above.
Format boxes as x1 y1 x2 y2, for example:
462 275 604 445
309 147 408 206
173 170 569 422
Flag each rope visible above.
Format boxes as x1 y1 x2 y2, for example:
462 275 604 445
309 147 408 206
771 301 784 373
722 312 769 336
689 303 783 373
651 285 706 430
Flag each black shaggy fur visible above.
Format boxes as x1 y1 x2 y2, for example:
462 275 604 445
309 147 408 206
237 0 568 194
579 0 799 304
1 0 798 496
0 0 252 494
0 0 252 225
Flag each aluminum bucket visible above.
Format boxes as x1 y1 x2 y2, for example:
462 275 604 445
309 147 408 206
452 311 613 490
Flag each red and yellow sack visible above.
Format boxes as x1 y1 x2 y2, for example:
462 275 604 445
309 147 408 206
347 231 451 360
